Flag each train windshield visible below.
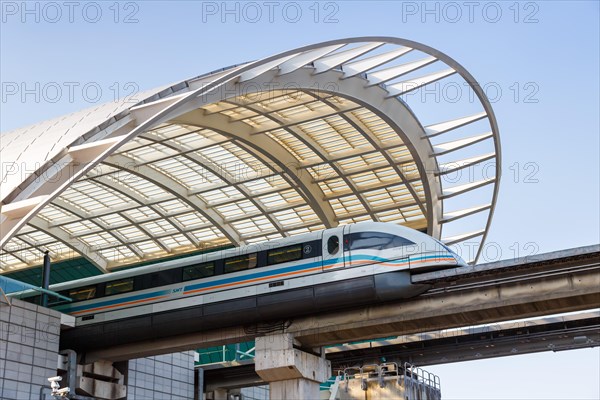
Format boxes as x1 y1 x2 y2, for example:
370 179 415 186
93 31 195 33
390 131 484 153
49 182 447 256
344 232 414 251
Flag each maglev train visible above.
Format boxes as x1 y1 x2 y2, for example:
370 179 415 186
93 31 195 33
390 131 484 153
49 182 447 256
22 222 465 351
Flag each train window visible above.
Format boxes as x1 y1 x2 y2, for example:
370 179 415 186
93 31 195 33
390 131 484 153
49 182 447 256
267 245 302 265
69 286 97 302
224 253 257 274
345 232 414 251
150 270 178 287
183 262 215 281
105 278 134 296
327 236 339 255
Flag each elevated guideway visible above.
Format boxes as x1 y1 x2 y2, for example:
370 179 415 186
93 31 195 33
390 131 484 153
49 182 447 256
198 310 599 391
81 244 600 362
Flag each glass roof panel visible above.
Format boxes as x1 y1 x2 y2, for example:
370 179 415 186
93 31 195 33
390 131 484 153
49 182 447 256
297 116 374 157
215 200 260 220
132 240 167 257
37 204 78 225
197 186 245 206
200 101 238 114
1 253 27 270
104 171 171 201
99 246 139 264
172 212 210 230
220 106 258 121
150 155 223 191
387 146 414 164
349 167 398 189
189 227 229 246
257 189 304 211
18 230 55 245
306 164 338 181
154 199 192 215
141 220 179 236
199 142 265 180
121 142 180 164
115 226 149 242
336 152 390 175
272 205 322 229
318 178 352 198
6 237 29 249
62 220 102 236
351 109 405 145
122 206 161 222
241 176 291 196
79 231 120 249
61 180 132 214
159 234 194 251
232 216 277 237
265 129 321 163
330 195 367 215
94 214 130 229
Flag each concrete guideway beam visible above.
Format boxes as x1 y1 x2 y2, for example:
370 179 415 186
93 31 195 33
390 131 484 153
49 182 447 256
81 248 600 362
254 333 331 400
292 268 600 348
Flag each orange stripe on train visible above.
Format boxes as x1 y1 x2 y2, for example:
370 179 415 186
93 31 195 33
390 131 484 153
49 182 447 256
184 266 323 295
72 295 169 315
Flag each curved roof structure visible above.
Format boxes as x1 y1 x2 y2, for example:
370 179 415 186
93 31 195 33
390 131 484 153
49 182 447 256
0 37 500 274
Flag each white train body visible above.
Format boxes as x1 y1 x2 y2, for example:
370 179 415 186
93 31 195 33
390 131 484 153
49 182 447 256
29 222 464 351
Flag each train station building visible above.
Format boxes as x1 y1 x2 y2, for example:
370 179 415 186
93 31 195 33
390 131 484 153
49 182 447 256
1 37 508 399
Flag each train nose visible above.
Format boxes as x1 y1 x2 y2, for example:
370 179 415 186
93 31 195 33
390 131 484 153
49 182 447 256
453 253 468 267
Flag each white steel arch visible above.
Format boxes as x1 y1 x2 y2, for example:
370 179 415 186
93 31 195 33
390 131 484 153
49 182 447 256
0 37 500 272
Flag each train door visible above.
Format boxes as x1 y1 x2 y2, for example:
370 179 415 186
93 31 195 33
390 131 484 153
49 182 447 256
321 226 347 271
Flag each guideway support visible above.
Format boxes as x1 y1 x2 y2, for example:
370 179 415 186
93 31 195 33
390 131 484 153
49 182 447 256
255 333 331 400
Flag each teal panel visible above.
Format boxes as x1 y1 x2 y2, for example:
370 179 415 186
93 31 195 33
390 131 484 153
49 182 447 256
3 258 103 286
196 341 255 365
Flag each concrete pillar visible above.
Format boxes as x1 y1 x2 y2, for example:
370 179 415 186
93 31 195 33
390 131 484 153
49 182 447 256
213 388 228 400
195 367 204 400
255 333 330 400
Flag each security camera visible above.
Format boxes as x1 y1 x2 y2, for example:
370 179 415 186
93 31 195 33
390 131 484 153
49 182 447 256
48 376 70 397
48 376 62 390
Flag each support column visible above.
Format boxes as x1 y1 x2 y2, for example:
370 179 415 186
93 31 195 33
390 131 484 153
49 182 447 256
213 388 228 400
255 333 330 400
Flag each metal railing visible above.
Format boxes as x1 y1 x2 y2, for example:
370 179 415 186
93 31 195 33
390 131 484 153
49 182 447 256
330 362 441 400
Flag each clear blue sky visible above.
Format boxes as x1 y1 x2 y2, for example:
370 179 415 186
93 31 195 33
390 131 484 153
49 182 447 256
1 1 599 398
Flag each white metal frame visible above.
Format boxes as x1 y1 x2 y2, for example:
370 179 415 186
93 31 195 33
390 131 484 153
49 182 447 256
0 37 500 272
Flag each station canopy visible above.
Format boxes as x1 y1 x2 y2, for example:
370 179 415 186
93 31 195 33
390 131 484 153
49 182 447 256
0 37 500 275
